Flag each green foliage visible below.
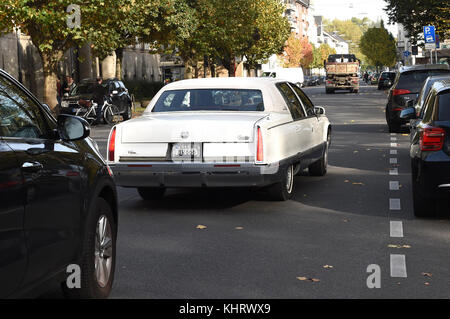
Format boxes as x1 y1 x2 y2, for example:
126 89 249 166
360 21 397 69
323 18 373 68
309 43 336 69
384 0 449 44
122 80 164 100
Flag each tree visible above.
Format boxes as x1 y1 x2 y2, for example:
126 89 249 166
384 0 450 44
360 21 397 71
309 43 336 70
281 34 313 68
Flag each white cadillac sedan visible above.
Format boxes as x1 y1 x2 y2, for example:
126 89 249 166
107 78 331 201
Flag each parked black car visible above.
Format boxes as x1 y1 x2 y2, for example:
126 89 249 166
304 75 319 86
385 64 450 133
400 79 450 217
377 71 396 90
60 78 133 121
0 69 118 298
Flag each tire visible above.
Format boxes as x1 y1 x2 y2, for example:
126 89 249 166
309 133 330 176
326 89 334 94
353 89 359 94
138 187 166 200
122 104 132 121
62 197 116 298
267 164 294 201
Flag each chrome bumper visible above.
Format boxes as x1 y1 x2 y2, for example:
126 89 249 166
109 162 282 188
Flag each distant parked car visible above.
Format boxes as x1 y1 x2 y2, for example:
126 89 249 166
304 75 319 86
0 69 118 298
400 79 450 217
60 78 133 121
385 64 450 133
378 71 396 90
107 78 331 201
262 67 305 87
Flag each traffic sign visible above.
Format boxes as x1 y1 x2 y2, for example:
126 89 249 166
403 51 411 57
423 26 436 43
425 42 436 50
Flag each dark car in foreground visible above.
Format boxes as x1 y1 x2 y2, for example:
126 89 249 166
400 79 450 217
378 71 396 90
0 69 118 298
385 64 450 133
60 78 133 121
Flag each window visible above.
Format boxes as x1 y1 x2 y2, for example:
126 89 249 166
0 75 50 139
277 83 306 120
152 89 264 112
437 91 450 121
290 84 315 116
397 70 450 91
422 92 437 123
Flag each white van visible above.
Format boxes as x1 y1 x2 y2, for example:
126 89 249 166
262 67 304 87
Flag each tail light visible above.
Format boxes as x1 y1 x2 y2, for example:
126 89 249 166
256 127 263 163
393 89 411 96
108 127 116 161
420 127 445 151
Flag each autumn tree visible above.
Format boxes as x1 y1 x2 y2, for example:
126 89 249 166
309 43 336 69
280 34 313 68
360 21 397 71
384 0 450 43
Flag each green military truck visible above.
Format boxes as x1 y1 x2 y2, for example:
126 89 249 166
324 54 360 94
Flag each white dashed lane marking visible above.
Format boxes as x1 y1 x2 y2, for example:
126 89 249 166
389 168 398 175
389 181 400 190
391 137 397 141
390 158 398 164
390 150 398 155
390 221 404 237
389 198 401 210
390 254 407 277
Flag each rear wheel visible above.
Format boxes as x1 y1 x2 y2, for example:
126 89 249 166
138 187 166 200
62 198 116 298
122 104 132 121
309 133 330 176
267 164 294 201
325 88 334 94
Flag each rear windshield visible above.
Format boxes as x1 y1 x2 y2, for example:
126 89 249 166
438 91 450 121
397 70 450 92
380 72 395 80
152 89 264 112
70 82 106 95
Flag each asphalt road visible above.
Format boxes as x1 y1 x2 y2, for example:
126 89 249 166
90 83 450 299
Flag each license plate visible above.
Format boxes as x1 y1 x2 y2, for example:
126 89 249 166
172 143 201 161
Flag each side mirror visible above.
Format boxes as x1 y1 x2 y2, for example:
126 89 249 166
400 107 417 120
112 90 119 95
57 114 90 141
314 106 326 116
42 103 51 113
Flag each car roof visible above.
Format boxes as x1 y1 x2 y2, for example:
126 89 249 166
430 78 450 94
399 64 449 73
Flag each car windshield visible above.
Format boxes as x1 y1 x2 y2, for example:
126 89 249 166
151 89 265 112
397 70 450 92
438 91 450 121
70 82 107 96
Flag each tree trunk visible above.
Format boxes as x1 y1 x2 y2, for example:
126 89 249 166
40 52 61 111
115 48 123 80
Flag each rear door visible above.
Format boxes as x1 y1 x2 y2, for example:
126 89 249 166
0 74 83 286
0 138 27 297
276 83 311 160
289 84 323 163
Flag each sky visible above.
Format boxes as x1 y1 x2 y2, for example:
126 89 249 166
310 0 398 36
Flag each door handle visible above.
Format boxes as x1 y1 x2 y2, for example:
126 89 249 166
21 162 43 173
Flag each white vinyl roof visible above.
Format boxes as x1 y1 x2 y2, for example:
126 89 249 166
145 77 290 113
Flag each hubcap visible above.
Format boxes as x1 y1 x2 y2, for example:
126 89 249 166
94 215 113 288
286 165 294 194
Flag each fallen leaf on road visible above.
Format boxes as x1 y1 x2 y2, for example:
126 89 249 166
311 278 320 282
351 120 355 123
323 265 334 269
343 219 349 223
353 151 359 154
352 182 364 186
235 227 244 230
366 148 371 151
402 134 409 136
421 272 432 278
297 277 320 283
196 225 207 229
424 282 430 286
388 244 411 249
297 277 308 281
344 180 350 183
